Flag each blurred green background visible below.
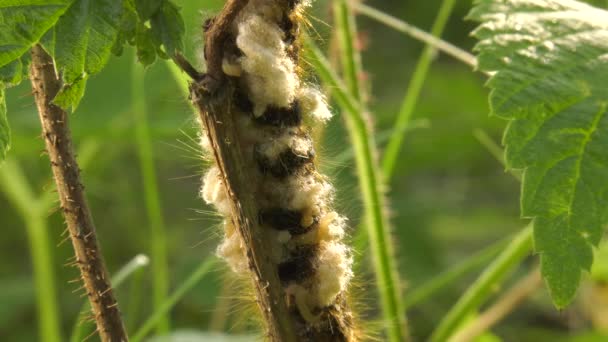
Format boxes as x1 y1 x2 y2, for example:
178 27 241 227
2 0 608 341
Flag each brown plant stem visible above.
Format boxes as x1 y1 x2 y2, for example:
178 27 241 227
189 1 354 340
201 0 250 92
29 44 128 342
192 80 299 342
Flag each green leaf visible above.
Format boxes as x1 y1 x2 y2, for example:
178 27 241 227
135 25 157 66
112 0 138 57
52 76 86 110
44 0 123 111
134 0 162 21
469 0 608 308
0 86 10 162
0 0 71 68
0 54 30 86
149 1 184 58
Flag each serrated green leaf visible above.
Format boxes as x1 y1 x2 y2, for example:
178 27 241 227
0 0 71 68
45 0 122 111
0 54 30 86
136 25 157 66
112 0 137 57
52 76 86 110
0 86 10 162
470 0 608 308
134 0 162 21
149 1 184 58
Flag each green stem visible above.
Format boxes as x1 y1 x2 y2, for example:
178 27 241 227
380 0 458 179
404 236 509 309
27 217 62 342
132 60 171 334
334 0 364 101
126 260 147 333
430 225 533 342
473 129 522 181
131 258 218 342
354 3 476 68
166 60 192 100
0 158 61 342
69 254 150 342
304 36 408 342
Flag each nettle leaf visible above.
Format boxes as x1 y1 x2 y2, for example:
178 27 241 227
115 0 185 65
112 0 184 65
0 54 30 86
0 0 71 68
134 0 162 21
44 0 123 111
470 0 608 308
135 25 158 66
0 86 9 162
112 0 137 57
149 1 184 58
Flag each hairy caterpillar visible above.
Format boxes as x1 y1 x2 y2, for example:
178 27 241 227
194 0 356 340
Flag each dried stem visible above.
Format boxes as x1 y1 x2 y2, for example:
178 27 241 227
190 0 354 340
29 44 128 342
192 80 300 342
201 0 250 92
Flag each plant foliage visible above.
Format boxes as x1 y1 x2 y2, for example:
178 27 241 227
470 0 608 307
0 0 185 162
0 0 71 67
0 87 8 162
42 0 123 111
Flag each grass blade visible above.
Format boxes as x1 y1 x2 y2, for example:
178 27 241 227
354 3 476 68
304 36 408 342
430 225 533 342
473 129 522 181
132 60 171 334
0 158 62 342
404 235 510 309
379 0 459 179
131 257 218 342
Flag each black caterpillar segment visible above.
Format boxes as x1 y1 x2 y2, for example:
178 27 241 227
254 143 314 179
259 208 315 235
299 299 351 342
280 14 297 45
278 244 317 284
233 87 254 114
254 101 302 127
286 0 302 11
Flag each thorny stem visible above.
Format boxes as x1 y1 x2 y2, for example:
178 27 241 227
29 45 128 342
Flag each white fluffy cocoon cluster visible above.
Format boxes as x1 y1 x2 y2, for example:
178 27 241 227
298 87 333 122
316 241 352 306
201 166 248 273
201 0 352 316
236 11 299 116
